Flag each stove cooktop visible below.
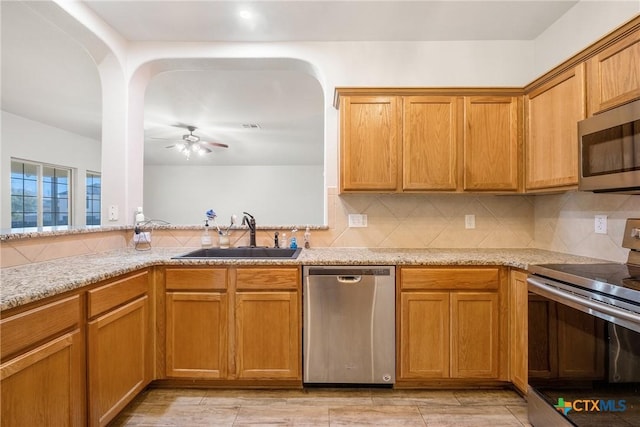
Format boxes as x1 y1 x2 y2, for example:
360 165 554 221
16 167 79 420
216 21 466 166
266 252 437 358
528 263 640 303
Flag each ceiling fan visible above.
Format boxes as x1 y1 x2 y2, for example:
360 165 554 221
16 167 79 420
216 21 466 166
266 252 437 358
160 125 228 160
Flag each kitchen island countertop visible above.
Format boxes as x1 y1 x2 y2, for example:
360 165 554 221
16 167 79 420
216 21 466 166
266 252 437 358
1 247 607 311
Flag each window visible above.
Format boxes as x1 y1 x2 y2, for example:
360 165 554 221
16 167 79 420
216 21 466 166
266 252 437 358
11 160 71 229
10 162 38 228
86 172 101 225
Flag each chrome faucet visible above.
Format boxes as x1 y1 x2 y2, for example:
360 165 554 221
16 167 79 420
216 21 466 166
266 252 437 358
242 211 257 247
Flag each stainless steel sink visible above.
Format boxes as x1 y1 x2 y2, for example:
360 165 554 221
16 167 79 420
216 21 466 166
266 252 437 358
173 247 302 259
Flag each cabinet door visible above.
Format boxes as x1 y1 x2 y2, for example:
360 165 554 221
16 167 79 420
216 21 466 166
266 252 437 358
399 292 450 379
88 296 151 427
451 292 499 378
340 96 402 191
587 29 640 114
509 270 528 394
235 291 300 379
463 96 520 191
1 331 83 427
403 96 458 190
526 65 585 190
165 292 228 379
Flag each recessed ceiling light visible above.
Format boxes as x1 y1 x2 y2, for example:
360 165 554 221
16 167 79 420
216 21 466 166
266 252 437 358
239 9 252 20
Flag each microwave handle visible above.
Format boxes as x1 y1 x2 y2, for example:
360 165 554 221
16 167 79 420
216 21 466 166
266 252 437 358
527 277 640 327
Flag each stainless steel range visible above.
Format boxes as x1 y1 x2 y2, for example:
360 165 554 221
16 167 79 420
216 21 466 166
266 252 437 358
527 218 640 426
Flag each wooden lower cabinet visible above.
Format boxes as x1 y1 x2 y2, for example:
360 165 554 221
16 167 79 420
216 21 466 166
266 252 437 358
163 266 301 382
166 292 227 378
0 296 84 427
450 292 499 378
399 292 450 378
509 270 528 394
236 291 300 379
398 267 507 383
87 271 152 427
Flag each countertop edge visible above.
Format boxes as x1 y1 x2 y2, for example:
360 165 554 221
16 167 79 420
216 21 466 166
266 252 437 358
0 247 609 311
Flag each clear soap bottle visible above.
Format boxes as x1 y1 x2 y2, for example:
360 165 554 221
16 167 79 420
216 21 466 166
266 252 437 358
201 220 213 248
303 226 311 249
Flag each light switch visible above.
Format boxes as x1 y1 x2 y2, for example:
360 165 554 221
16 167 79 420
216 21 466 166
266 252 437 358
109 205 119 221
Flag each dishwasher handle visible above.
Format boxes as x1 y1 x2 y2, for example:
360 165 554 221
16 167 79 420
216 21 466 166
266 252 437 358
337 275 362 284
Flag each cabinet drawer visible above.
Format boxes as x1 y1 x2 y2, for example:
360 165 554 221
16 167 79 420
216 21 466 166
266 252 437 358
400 267 499 290
165 268 227 291
1 295 81 361
88 270 148 318
236 267 300 290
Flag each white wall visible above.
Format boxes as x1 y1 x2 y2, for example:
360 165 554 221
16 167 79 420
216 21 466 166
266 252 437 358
532 1 640 79
129 40 536 191
144 164 324 225
0 111 102 229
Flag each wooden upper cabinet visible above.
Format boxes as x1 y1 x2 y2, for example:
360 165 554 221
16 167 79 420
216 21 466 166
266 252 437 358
403 96 459 190
587 29 640 114
463 96 520 191
526 65 586 190
340 95 402 191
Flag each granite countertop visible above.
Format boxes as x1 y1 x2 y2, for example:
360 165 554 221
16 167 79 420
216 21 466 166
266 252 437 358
0 247 608 311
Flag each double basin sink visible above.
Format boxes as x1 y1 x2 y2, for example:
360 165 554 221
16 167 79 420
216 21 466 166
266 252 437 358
173 247 302 259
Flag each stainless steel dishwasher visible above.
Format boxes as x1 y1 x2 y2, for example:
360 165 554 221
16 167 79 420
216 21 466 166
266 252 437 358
303 266 395 385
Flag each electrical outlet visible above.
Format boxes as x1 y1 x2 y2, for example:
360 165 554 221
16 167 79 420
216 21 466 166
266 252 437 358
595 215 608 234
348 214 368 228
109 205 119 221
465 214 476 229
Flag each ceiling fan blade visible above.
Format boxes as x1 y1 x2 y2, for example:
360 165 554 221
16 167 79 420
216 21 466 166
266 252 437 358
202 141 229 148
171 122 195 130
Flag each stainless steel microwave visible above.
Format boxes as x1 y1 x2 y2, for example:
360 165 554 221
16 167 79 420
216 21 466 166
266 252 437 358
578 99 640 194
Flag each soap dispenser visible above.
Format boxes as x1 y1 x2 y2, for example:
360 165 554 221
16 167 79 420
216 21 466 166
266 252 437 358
303 226 311 249
201 220 213 248
289 228 298 249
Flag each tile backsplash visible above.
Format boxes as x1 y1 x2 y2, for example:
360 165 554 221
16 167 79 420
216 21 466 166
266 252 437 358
316 189 536 249
2 188 638 267
533 191 640 263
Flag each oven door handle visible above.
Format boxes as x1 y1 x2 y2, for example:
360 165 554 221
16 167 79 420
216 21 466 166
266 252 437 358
527 277 640 326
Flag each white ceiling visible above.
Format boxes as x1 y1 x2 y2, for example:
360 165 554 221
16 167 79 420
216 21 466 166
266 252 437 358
2 0 584 166
83 1 578 42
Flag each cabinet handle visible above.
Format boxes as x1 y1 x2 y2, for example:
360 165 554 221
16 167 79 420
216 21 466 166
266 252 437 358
337 275 362 284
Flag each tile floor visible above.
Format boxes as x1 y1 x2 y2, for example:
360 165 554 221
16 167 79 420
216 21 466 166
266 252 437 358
109 387 532 426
